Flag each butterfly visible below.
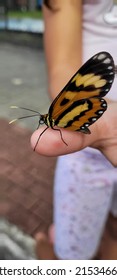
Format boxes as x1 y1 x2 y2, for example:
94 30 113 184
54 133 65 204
9 51 115 150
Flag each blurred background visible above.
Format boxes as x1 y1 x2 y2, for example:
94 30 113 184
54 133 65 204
0 0 116 260
0 0 56 259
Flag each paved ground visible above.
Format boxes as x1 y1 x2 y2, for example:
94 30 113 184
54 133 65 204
0 43 50 127
0 118 56 235
0 43 117 259
0 43 56 235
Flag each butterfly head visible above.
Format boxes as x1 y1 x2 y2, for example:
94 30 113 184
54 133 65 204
39 114 47 125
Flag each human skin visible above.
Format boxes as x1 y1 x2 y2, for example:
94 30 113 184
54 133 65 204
31 100 117 167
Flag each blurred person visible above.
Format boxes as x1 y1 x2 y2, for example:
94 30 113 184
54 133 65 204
37 0 43 10
32 0 117 259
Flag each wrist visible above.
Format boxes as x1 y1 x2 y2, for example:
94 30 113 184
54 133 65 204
48 62 82 99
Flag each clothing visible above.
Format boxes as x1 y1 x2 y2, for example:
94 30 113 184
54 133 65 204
54 0 117 259
54 151 116 259
83 0 117 100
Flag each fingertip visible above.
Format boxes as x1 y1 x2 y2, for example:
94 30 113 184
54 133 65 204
30 127 61 155
30 127 88 156
30 127 69 156
30 130 38 151
30 129 45 153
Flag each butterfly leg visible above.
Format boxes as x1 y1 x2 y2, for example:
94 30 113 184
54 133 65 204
34 126 68 151
34 126 49 151
36 119 41 130
52 127 68 146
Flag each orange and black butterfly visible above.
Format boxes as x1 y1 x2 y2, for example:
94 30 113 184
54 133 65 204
10 51 115 150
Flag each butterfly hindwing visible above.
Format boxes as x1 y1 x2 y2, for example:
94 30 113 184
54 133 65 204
48 51 114 133
54 97 107 133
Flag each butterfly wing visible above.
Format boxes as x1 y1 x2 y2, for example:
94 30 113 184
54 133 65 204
54 96 107 133
48 52 115 133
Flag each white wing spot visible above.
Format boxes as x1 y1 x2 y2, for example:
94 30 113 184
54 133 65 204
93 55 98 60
85 123 89 127
108 66 113 70
103 58 111 64
109 72 114 75
98 110 103 114
92 117 97 122
102 103 107 107
97 53 106 60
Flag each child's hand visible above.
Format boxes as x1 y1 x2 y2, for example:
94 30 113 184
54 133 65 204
31 102 117 167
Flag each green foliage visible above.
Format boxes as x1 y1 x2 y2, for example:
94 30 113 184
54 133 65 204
8 10 43 19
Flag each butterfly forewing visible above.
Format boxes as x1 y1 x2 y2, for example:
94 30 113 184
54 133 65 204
48 51 114 133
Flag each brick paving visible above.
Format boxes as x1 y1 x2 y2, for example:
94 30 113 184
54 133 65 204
0 118 56 236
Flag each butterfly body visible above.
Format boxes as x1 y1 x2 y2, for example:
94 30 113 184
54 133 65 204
41 113 55 128
10 51 115 149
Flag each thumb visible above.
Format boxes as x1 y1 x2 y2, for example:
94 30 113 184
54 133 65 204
30 124 99 156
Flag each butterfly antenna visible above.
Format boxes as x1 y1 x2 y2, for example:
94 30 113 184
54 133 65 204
9 106 41 124
9 114 40 124
10 106 41 115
